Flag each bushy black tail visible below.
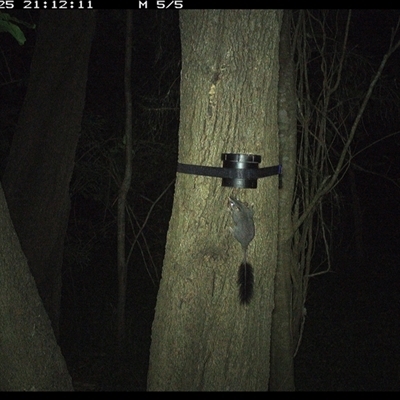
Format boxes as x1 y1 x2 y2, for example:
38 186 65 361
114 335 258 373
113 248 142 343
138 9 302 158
238 263 254 305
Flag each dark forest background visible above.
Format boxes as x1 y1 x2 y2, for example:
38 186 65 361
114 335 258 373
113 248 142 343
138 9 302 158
1 9 399 391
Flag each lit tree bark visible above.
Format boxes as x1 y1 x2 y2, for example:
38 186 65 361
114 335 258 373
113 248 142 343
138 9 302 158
0 182 73 390
148 10 282 391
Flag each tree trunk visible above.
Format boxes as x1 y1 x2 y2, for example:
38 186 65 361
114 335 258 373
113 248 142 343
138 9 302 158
0 183 73 391
117 9 133 349
147 10 282 391
269 10 298 391
2 10 96 338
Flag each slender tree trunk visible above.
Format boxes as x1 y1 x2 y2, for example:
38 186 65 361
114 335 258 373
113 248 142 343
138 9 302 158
148 10 282 391
270 10 298 391
117 8 133 349
2 10 96 338
0 183 73 391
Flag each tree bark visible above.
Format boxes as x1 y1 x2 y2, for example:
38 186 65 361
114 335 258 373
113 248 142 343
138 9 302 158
147 10 282 391
269 10 298 391
2 10 96 338
0 183 73 391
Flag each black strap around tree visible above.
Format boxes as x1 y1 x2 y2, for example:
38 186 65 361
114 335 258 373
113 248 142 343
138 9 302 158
177 163 281 180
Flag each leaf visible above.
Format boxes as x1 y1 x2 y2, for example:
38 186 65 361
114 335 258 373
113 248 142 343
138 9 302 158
0 12 35 46
0 20 26 45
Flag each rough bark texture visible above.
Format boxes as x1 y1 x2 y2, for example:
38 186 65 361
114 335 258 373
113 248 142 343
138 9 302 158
147 10 282 391
270 11 298 391
2 10 96 338
0 183 73 391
